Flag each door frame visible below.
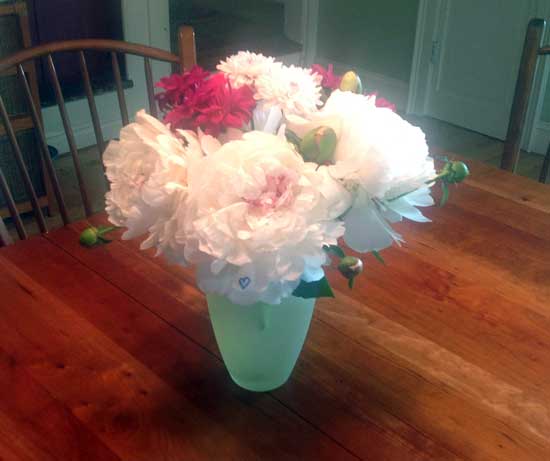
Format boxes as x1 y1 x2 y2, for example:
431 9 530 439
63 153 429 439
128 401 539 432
407 0 549 153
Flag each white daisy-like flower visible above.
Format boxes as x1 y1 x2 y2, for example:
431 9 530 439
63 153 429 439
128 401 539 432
179 131 351 305
254 64 323 116
217 51 280 88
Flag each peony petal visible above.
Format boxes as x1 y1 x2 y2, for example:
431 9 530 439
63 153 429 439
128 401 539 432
404 187 435 207
386 198 431 223
198 128 222 155
344 202 402 252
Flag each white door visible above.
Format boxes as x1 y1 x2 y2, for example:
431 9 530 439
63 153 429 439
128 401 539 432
425 0 539 140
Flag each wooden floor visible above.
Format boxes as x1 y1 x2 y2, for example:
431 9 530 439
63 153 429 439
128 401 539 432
406 115 546 181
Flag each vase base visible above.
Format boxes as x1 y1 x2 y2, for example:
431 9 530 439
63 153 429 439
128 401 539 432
228 372 290 392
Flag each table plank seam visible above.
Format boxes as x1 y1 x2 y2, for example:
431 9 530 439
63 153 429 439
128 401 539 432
0 341 124 461
313 315 468 460
42 232 366 461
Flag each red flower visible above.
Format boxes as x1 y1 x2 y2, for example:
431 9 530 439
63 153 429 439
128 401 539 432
311 63 341 90
155 66 210 112
368 92 396 112
160 72 256 136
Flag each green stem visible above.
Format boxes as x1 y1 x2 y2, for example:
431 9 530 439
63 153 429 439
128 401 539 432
97 226 117 236
387 171 447 202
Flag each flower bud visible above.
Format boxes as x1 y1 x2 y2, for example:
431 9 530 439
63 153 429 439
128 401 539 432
443 161 469 184
338 256 363 281
79 227 99 247
299 126 337 164
339 71 362 94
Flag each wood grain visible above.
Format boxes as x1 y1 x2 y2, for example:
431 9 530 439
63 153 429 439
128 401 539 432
0 239 358 461
52 221 454 461
0 160 549 459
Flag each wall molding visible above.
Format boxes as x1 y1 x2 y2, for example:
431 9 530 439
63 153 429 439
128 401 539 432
46 119 123 155
301 0 319 66
407 0 430 114
528 120 550 155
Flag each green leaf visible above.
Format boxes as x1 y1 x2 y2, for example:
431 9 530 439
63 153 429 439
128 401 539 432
285 129 301 148
323 244 345 258
372 250 385 265
293 276 335 299
440 182 449 206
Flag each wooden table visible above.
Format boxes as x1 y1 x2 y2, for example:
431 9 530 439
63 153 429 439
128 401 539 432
0 157 549 460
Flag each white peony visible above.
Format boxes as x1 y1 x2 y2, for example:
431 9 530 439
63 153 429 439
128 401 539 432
254 64 323 116
104 110 203 261
217 51 280 88
179 131 351 305
287 90 436 253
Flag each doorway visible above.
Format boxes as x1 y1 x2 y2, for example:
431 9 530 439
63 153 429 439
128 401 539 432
408 0 550 153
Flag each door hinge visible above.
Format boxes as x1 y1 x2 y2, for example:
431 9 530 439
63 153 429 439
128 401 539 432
430 40 441 64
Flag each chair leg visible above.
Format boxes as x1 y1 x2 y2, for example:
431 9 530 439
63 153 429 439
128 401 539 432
0 217 12 247
540 144 550 183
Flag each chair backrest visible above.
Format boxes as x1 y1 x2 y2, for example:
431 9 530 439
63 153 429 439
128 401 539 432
0 25 197 246
502 18 550 183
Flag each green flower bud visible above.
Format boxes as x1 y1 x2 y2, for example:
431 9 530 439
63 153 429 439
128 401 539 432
79 227 99 247
443 161 469 184
338 256 364 280
339 71 362 94
299 126 337 164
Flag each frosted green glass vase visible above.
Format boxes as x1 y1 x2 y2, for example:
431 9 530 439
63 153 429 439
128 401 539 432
206 294 316 392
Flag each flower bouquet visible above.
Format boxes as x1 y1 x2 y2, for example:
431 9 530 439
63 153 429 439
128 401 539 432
100 52 468 391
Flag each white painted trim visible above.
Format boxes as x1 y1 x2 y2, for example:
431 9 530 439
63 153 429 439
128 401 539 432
407 0 545 152
528 121 550 154
301 0 319 66
407 0 428 114
46 120 123 154
45 0 170 153
406 0 441 115
316 57 410 111
527 0 550 153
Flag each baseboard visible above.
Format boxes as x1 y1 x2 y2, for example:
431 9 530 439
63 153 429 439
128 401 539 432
315 58 410 112
46 119 123 154
527 121 550 155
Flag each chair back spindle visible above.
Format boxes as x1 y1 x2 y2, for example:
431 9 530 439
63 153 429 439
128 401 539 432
0 166 26 240
47 54 93 216
111 51 129 126
16 64 70 225
503 18 550 183
0 95 47 233
78 51 106 155
0 25 197 243
0 215 12 247
144 57 158 118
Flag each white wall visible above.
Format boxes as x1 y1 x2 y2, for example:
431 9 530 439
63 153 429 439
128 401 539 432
44 0 171 153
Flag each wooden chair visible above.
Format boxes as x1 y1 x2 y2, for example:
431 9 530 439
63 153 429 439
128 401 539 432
0 25 197 247
502 18 550 183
